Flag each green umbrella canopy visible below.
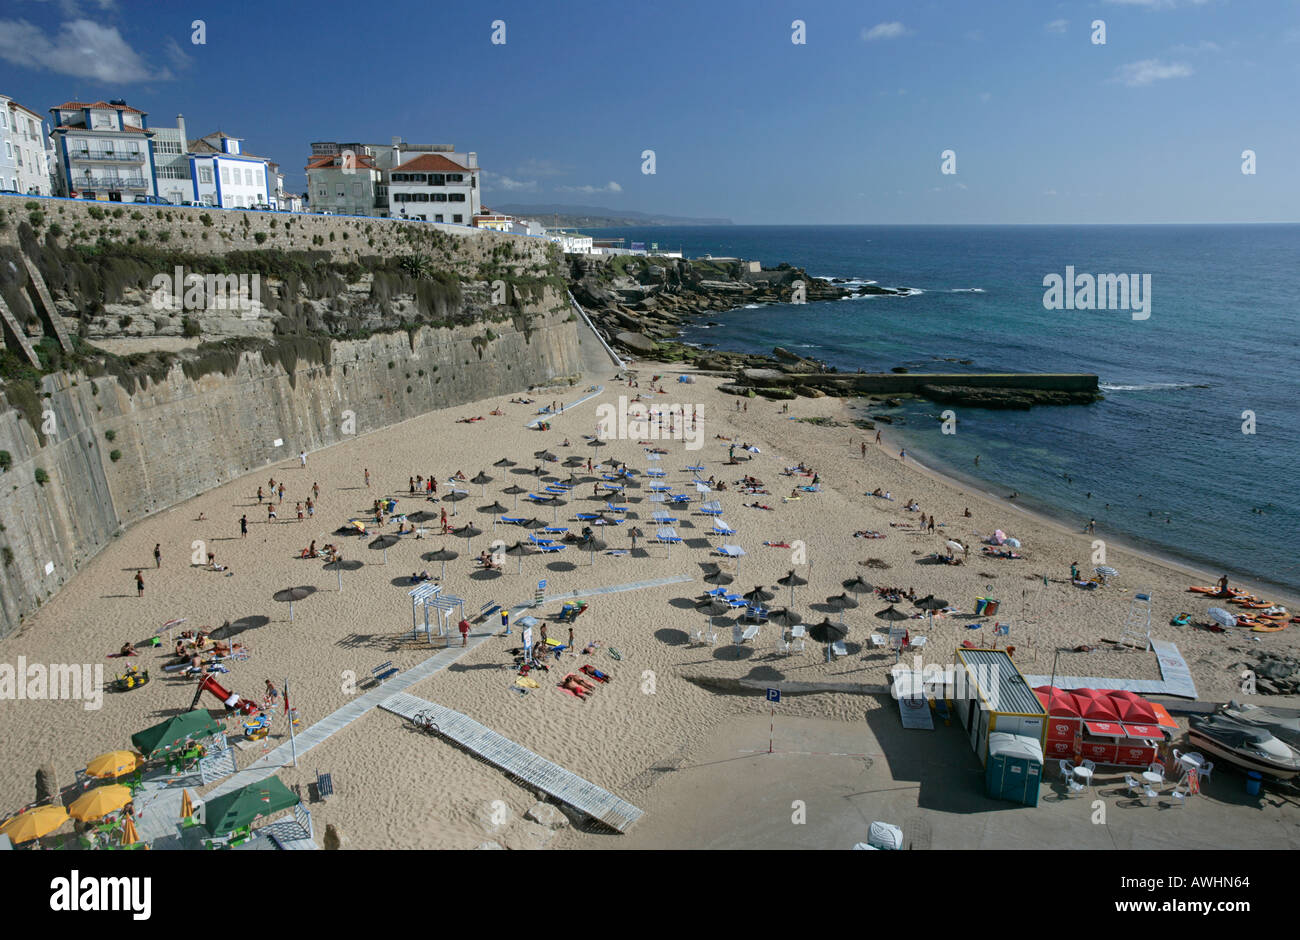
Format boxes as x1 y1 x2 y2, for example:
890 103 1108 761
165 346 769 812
202 776 299 836
131 709 223 759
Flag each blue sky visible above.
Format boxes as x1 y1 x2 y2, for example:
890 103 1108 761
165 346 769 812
1 0 1297 223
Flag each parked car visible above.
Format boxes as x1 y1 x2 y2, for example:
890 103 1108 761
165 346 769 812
0 188 21 195
250 202 272 211
134 194 172 205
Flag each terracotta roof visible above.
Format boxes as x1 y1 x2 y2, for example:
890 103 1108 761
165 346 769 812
391 153 473 174
305 153 376 170
53 100 145 114
7 101 44 120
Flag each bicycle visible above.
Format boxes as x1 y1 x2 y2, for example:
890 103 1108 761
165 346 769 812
412 711 440 736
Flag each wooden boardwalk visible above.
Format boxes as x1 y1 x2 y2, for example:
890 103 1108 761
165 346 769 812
379 691 644 833
1026 641 1199 699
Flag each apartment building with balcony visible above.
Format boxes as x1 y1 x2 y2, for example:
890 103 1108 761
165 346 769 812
48 99 158 200
388 151 480 224
0 95 53 195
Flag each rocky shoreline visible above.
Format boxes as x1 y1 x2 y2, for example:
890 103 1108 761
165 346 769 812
568 254 1101 410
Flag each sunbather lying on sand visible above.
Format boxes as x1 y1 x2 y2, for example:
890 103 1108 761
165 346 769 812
560 675 595 699
456 416 485 423
580 664 610 683
854 530 885 539
764 540 792 548
746 502 775 511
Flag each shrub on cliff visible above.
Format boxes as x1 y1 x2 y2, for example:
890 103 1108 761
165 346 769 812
34 468 49 485
182 317 201 337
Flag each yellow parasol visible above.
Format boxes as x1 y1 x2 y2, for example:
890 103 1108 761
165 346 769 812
85 750 141 779
350 520 367 533
68 784 133 821
0 804 69 843
180 788 194 820
120 815 140 846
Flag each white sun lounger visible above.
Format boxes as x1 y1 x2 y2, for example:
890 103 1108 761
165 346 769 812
656 527 681 543
699 500 723 516
651 510 678 525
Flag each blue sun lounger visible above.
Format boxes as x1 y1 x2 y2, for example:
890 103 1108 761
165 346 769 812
685 464 705 474
718 544 746 559
712 520 736 537
699 500 723 516
651 510 678 525
501 516 526 526
656 527 682 544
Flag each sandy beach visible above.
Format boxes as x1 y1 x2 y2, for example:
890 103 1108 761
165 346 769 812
2 363 1296 849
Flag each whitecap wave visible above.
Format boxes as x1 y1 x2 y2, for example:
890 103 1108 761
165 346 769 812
741 303 762 309
1100 382 1204 392
950 288 985 293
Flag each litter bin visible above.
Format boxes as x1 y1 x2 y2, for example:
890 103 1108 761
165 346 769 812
975 598 988 615
1246 771 1262 796
984 599 1000 616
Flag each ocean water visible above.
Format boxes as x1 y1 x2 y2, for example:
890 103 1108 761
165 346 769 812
589 224 1300 594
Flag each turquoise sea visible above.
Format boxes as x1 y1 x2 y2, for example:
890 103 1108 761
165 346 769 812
589 224 1300 594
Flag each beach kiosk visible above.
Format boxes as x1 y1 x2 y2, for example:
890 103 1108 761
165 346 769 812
954 649 1048 804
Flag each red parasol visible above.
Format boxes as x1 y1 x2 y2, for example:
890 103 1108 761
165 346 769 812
1070 688 1121 722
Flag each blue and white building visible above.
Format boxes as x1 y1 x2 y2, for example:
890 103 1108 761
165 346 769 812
48 99 159 200
187 132 272 208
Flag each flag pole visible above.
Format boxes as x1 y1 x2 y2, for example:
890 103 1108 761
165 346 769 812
285 676 297 767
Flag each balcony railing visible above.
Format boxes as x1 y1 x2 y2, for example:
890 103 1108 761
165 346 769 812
78 176 149 189
74 151 146 163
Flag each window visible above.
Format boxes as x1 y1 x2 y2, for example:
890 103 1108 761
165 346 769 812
203 193 216 206
336 186 345 198
244 168 253 186
432 193 447 202
220 165 230 184
453 214 463 223
91 112 114 129
155 140 182 154
0 112 6 129
352 181 362 198
198 166 213 184
435 214 443 222
14 149 22 166
317 186 326 197
4 142 10 158
446 174 463 183
449 193 465 202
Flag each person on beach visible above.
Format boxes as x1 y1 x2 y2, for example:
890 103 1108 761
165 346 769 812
899 448 906 462
365 468 371 488
240 515 248 538
459 617 471 646
861 442 867 459
296 503 304 522
430 476 437 495
410 477 416 495
265 679 279 703
257 486 264 504
963 507 971 518
568 626 574 651
299 450 307 468
875 430 881 444
135 571 144 597
1085 518 1096 534
1070 562 1080 581
313 482 320 501
267 504 277 522
927 516 936 533
197 512 205 521
306 497 314 518
278 483 285 503
440 508 449 534
154 543 161 568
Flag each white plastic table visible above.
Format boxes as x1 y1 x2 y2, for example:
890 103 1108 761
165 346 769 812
1073 766 1094 786
1141 771 1163 786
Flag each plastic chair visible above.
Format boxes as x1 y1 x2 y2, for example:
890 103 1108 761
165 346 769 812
1198 761 1213 785
1058 759 1075 780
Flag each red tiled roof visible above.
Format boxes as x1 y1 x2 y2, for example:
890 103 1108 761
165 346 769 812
391 153 473 174
7 101 44 119
305 153 376 171
53 100 145 114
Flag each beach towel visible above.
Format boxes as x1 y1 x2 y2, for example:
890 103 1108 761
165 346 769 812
580 664 610 683
764 541 792 548
515 677 540 689
608 647 623 661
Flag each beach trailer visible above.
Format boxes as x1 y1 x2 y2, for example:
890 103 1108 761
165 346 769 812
953 649 1048 766
985 732 1044 806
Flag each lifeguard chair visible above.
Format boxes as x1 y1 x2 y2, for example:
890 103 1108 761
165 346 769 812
1118 591 1153 651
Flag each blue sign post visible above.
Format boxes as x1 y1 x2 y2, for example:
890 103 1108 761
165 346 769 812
767 688 780 753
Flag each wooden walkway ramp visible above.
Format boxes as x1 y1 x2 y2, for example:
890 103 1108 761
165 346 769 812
1026 641 1198 700
379 691 644 833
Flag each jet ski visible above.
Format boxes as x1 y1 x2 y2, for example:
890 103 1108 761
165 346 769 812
1220 701 1300 750
1188 714 1300 780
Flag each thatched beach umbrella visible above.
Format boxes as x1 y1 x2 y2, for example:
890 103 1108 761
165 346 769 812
577 535 607 566
540 495 566 523
588 438 607 448
827 592 860 625
480 501 509 531
368 533 400 565
777 569 808 607
809 617 848 643
697 596 732 633
456 523 484 556
768 607 802 628
536 450 558 463
407 510 437 524
422 547 459 580
915 594 948 628
502 484 529 509
273 585 317 621
493 457 517 468
505 541 535 574
441 490 468 516
470 471 493 496
745 585 775 605
704 569 734 587
324 557 362 592
875 604 909 622
843 575 873 599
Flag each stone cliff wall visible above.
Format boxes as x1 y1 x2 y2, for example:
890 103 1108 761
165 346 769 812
0 307 595 636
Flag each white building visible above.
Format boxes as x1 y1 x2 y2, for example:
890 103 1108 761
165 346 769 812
509 218 545 237
0 96 52 195
48 99 158 201
305 146 383 216
547 230 593 254
187 132 272 208
387 151 480 224
150 114 190 205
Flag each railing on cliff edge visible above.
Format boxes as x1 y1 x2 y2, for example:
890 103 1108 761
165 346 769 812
567 289 625 370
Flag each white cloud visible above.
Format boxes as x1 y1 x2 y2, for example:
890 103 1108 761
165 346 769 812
861 22 909 41
515 158 571 178
20 0 117 16
485 174 538 193
1113 58 1193 86
1045 19 1069 34
0 18 170 82
555 181 622 195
